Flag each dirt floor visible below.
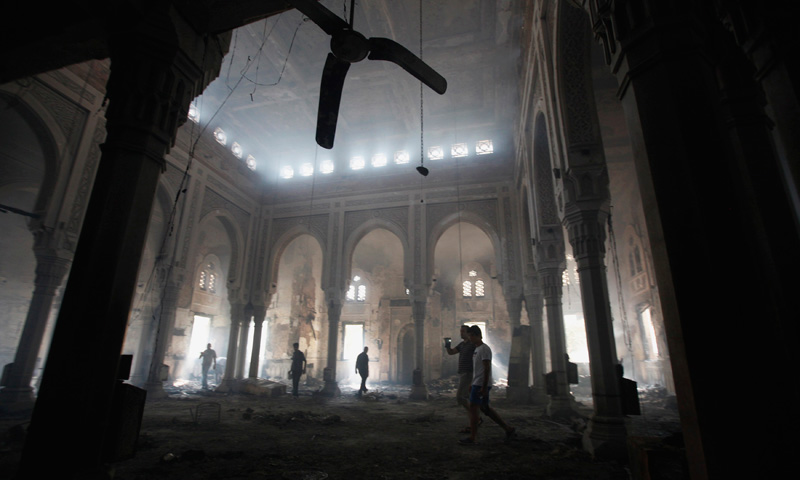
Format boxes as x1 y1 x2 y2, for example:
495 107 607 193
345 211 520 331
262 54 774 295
0 378 684 479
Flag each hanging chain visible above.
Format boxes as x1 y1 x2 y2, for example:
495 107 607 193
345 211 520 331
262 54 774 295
419 0 424 168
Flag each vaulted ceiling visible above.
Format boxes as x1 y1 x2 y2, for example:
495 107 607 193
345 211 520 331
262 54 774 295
196 0 523 194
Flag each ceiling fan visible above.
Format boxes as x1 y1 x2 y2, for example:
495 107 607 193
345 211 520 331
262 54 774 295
286 0 448 149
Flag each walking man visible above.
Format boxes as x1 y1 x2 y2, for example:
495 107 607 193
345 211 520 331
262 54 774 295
199 343 216 389
355 346 369 395
446 325 481 433
289 342 306 398
460 325 515 445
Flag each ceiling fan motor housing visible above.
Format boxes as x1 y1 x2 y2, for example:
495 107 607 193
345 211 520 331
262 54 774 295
331 30 369 63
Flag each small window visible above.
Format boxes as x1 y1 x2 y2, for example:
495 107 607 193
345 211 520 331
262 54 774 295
299 163 314 177
357 285 367 302
346 285 356 301
475 279 485 297
280 165 294 179
350 156 365 170
462 280 472 298
213 127 227 146
198 271 207 290
427 146 444 160
451 143 468 158
231 142 243 158
475 139 493 155
208 273 217 293
320 159 335 174
394 150 410 164
371 154 387 168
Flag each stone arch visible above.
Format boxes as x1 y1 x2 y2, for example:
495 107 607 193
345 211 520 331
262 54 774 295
0 89 64 221
196 209 245 298
341 217 411 290
265 223 328 298
426 208 503 286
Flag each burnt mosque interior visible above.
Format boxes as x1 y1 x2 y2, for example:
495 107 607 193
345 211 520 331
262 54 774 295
0 1 797 479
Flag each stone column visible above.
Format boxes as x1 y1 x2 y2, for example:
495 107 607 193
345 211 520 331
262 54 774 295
248 304 267 379
408 293 429 400
143 279 182 398
216 302 243 392
505 296 530 403
319 290 342 397
539 262 575 417
563 205 626 459
235 303 253 379
18 10 228 477
525 290 548 405
0 252 70 409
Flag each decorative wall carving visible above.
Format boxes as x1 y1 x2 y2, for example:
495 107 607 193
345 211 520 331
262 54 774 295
64 121 104 246
425 199 499 242
268 214 330 257
29 78 88 148
558 2 595 148
343 206 409 241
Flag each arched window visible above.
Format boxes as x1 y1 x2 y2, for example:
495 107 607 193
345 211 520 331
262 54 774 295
347 275 366 303
475 279 485 297
197 262 218 294
462 267 487 298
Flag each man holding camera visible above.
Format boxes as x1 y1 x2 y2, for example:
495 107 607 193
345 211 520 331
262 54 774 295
445 325 480 433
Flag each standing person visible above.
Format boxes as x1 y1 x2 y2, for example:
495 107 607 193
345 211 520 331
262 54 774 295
355 346 369 395
445 325 481 433
199 343 216 389
289 342 306 398
460 325 515 445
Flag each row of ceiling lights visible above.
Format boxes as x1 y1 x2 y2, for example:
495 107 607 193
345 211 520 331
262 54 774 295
189 105 495 178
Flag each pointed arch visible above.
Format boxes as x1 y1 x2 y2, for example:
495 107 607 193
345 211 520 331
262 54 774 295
427 208 503 286
341 217 411 290
265 223 328 296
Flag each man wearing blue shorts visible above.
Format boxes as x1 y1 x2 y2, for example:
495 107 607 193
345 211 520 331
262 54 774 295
459 325 515 445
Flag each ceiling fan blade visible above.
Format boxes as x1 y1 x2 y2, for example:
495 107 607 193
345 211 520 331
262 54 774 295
285 0 350 35
316 53 351 149
367 37 447 95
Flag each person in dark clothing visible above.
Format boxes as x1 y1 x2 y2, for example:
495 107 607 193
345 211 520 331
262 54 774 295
289 342 306 398
199 343 216 389
355 346 369 395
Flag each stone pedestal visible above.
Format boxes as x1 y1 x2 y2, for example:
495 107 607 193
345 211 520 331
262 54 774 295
506 325 531 404
409 368 429 400
317 367 341 397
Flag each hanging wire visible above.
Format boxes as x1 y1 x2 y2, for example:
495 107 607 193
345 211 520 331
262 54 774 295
243 16 305 90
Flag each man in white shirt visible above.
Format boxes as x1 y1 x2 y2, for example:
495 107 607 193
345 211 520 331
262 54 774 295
459 325 515 445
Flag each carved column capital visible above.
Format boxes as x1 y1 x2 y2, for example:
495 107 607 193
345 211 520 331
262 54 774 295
562 208 609 262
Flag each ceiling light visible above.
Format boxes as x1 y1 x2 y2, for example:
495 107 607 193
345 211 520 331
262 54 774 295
394 150 410 164
246 155 257 171
280 165 294 179
427 146 444 160
299 163 314 177
476 139 493 155
320 159 335 174
213 127 227 146
350 156 365 170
